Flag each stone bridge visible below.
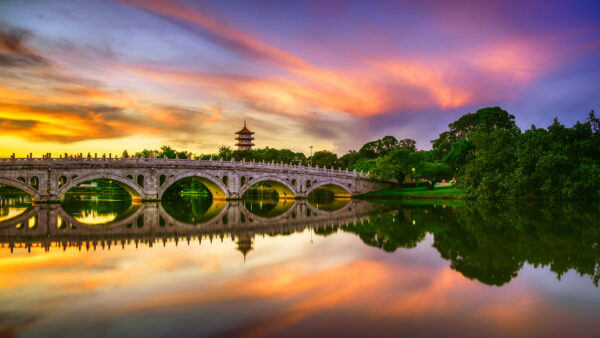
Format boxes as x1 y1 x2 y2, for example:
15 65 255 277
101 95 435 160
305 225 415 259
0 156 392 202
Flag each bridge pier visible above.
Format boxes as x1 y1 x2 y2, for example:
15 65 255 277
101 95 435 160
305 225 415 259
35 195 61 204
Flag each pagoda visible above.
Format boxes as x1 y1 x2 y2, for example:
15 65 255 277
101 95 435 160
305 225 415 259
235 120 255 151
235 234 254 261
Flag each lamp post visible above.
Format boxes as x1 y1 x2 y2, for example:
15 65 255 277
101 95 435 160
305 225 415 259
309 146 313 167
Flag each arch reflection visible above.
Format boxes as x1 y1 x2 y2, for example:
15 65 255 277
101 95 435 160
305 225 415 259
160 195 227 225
242 197 295 219
0 193 33 223
308 197 351 212
0 199 385 252
61 192 137 226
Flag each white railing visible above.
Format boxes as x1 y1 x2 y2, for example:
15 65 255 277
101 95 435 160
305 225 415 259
0 156 370 178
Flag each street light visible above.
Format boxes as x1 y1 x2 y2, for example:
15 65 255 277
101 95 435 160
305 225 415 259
309 145 313 167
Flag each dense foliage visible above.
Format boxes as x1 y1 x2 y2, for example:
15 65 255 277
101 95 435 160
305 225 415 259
433 107 600 199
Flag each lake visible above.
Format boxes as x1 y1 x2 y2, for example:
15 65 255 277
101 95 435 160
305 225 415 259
0 193 599 337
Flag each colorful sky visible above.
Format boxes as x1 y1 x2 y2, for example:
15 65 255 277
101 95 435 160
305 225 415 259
0 0 599 157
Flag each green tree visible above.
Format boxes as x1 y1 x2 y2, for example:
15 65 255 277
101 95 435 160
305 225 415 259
354 158 377 173
413 162 454 189
398 138 417 151
218 146 234 160
432 106 516 167
371 147 416 183
311 150 338 168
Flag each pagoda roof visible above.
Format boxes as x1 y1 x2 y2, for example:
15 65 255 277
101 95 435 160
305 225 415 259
235 120 255 134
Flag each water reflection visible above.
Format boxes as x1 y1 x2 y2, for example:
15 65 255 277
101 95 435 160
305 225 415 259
61 193 134 225
1 193 600 337
0 194 32 222
336 201 600 287
243 197 294 218
0 195 598 288
0 194 384 256
161 195 226 224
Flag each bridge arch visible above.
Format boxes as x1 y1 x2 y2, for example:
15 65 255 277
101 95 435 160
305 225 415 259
239 176 297 199
306 180 353 197
57 174 145 199
159 172 229 200
0 177 41 200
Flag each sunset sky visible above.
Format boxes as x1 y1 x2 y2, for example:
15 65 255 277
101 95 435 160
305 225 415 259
0 0 599 157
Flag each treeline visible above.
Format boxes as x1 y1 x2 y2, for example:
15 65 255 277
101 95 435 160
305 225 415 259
432 107 600 199
128 140 451 189
127 106 600 199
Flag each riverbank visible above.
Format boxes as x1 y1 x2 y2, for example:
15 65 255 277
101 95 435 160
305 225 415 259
360 185 466 200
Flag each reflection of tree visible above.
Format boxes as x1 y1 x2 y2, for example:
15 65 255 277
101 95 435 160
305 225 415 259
432 202 600 286
341 207 428 252
332 201 600 287
62 193 132 223
243 198 294 218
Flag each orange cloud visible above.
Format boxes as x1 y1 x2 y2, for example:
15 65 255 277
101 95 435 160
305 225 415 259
118 0 558 120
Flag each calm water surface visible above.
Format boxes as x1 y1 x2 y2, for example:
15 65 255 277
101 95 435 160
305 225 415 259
0 193 599 337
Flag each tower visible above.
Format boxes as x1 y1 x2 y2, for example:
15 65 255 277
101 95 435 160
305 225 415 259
236 234 254 261
235 120 255 151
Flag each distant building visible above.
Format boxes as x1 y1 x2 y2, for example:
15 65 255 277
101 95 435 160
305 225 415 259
235 120 255 151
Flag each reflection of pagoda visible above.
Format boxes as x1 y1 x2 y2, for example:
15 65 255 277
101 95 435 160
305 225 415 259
235 234 254 261
235 120 255 151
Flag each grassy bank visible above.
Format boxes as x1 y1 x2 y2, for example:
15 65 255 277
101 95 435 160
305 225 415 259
360 185 466 200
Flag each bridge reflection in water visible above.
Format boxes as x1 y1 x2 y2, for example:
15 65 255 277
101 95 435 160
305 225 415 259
0 196 387 254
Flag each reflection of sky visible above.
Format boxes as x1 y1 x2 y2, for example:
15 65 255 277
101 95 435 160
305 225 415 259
0 207 28 222
73 210 118 224
0 0 599 155
1 231 598 337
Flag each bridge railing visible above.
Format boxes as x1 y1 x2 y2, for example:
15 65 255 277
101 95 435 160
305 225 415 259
0 156 371 178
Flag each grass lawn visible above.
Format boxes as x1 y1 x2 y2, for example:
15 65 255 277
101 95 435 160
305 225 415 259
361 185 466 199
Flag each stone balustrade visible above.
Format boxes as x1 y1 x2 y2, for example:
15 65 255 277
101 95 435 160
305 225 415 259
0 155 393 202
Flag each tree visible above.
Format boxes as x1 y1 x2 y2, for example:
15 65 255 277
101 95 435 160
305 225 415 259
354 158 377 173
311 150 338 168
378 136 399 154
432 106 516 165
358 136 399 159
413 162 454 189
588 110 599 135
218 146 234 160
398 138 417 151
339 150 361 169
371 147 416 183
